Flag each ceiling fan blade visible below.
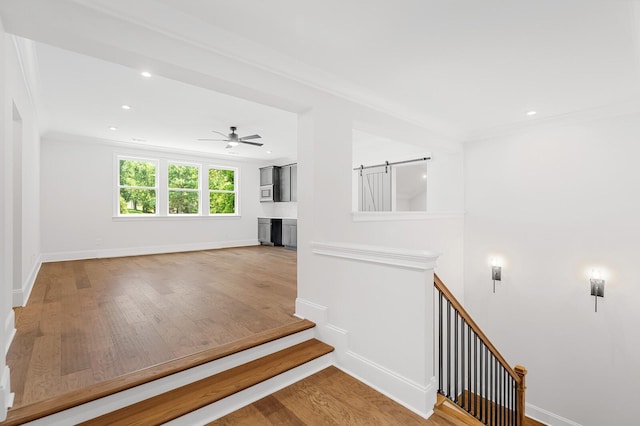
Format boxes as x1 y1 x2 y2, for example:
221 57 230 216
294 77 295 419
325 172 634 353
225 144 233 149
197 138 228 141
239 140 264 146
211 130 229 138
239 134 261 140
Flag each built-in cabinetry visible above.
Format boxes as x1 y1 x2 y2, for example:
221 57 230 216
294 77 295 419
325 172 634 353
258 218 282 246
258 218 296 249
282 219 297 249
259 166 279 202
259 164 296 202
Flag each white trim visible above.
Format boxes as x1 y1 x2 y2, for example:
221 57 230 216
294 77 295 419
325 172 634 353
21 328 318 425
352 211 464 222
41 240 259 263
0 366 14 422
526 403 582 426
311 241 440 271
12 254 41 307
164 354 334 425
4 311 15 356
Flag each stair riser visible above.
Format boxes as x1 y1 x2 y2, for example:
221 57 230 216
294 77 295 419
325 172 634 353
22 329 315 426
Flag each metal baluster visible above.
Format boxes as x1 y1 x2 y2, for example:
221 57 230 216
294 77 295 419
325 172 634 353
479 341 483 421
460 317 465 409
484 345 488 424
454 312 459 404
490 354 494 425
438 291 443 393
467 323 471 412
474 334 478 418
447 300 451 398
501 365 504 426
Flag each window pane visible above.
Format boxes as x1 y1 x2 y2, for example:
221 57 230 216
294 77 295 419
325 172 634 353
210 192 235 214
168 164 199 189
169 191 199 214
120 189 156 214
119 159 156 187
209 168 235 191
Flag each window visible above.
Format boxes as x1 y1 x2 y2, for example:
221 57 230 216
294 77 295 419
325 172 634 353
209 167 236 214
168 163 200 214
118 158 158 215
115 155 240 218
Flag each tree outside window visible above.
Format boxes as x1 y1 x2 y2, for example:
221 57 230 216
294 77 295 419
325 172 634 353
168 163 200 214
119 158 157 214
209 168 236 214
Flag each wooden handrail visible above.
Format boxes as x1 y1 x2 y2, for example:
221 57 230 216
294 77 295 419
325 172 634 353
434 273 520 383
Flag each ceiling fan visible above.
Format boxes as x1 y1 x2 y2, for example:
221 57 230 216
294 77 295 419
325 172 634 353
198 126 263 148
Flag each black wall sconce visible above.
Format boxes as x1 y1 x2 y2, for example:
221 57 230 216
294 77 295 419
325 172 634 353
491 258 502 293
590 270 605 312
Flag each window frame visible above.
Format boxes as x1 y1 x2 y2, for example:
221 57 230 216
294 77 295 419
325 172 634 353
207 165 239 216
116 156 159 217
167 161 202 216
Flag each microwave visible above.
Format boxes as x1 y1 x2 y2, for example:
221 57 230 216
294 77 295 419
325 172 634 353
260 185 275 202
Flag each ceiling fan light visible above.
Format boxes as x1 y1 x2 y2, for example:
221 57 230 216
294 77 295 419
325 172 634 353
228 141 239 147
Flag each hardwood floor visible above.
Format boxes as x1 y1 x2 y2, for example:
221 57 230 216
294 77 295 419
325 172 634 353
210 366 457 425
7 246 298 409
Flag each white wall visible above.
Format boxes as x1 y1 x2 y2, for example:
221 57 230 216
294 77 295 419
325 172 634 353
463 114 640 426
40 136 262 259
1 28 42 419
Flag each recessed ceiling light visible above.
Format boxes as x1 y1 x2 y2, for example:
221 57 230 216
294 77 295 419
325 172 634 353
422 174 427 179
132 138 146 142
266 150 272 154
141 71 152 78
121 105 131 110
526 110 537 116
109 126 118 131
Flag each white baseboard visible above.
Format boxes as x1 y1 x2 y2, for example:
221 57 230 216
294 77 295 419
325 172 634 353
526 403 582 426
0 366 14 422
295 297 435 419
40 240 259 263
12 255 42 307
4 310 15 356
23 327 315 425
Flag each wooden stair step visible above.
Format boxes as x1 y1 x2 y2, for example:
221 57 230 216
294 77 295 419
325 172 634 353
1 319 316 426
79 339 334 426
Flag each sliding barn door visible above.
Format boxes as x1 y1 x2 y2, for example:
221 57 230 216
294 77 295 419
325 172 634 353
358 165 392 211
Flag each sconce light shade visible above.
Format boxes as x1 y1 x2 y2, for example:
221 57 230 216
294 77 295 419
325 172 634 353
491 258 502 293
590 270 605 312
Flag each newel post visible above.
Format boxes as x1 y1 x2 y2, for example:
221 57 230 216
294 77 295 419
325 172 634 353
515 365 527 425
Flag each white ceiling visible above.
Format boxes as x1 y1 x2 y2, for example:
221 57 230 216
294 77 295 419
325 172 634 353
4 0 640 155
33 42 298 161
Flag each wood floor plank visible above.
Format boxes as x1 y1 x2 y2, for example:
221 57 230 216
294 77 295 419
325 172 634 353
6 246 299 411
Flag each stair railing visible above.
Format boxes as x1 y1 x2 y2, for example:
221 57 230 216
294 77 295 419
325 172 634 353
434 274 527 426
